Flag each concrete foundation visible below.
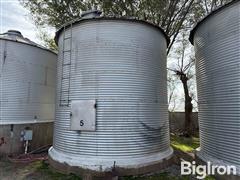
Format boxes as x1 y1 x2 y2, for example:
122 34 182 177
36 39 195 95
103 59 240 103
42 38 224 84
49 147 174 179
195 149 240 180
0 122 53 156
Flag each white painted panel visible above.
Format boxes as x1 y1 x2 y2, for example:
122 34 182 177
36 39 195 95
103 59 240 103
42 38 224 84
70 100 96 131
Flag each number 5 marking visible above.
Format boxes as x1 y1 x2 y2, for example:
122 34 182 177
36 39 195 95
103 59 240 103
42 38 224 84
80 120 84 126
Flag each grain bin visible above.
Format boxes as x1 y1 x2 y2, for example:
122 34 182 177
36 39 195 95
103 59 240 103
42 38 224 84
0 30 57 155
49 11 173 175
190 0 240 175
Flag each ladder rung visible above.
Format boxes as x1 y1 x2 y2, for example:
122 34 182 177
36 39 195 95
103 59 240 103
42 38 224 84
62 77 70 80
63 50 71 53
60 100 69 103
60 98 69 102
62 63 71 66
59 104 70 107
60 90 70 93
63 37 71 40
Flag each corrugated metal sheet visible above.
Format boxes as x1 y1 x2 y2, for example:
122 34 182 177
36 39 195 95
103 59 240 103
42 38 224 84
0 32 57 124
50 18 172 169
191 1 240 172
54 16 170 46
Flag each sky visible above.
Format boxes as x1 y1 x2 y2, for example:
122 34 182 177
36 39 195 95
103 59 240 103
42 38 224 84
0 0 54 44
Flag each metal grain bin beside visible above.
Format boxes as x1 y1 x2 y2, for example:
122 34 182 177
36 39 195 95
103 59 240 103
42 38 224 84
190 0 240 176
49 11 173 175
0 30 57 155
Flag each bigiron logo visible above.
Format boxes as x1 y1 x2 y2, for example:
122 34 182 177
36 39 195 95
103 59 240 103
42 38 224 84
181 161 237 179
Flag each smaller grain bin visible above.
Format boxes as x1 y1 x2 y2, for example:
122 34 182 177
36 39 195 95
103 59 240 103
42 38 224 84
49 11 173 176
190 0 240 176
0 30 57 155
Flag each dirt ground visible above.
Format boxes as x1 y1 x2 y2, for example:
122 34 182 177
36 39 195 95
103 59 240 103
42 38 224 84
0 156 201 180
0 159 48 180
0 157 179 180
0 157 81 180
0 136 214 180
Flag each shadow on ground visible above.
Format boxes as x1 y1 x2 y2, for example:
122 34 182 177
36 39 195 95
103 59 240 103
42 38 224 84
0 135 215 180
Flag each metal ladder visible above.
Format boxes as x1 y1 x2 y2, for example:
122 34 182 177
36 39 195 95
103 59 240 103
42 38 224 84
59 24 72 106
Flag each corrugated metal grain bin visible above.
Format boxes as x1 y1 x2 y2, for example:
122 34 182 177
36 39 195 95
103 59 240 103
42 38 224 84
190 0 240 175
0 30 57 155
49 11 173 175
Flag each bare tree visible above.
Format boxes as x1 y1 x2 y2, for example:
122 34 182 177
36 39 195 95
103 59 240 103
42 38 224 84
167 0 233 136
168 74 178 112
168 31 195 136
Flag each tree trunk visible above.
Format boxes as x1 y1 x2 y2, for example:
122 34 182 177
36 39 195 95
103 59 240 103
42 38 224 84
180 74 194 137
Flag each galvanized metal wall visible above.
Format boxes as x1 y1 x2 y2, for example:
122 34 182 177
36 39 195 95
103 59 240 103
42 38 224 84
0 40 56 124
193 2 240 170
51 19 172 166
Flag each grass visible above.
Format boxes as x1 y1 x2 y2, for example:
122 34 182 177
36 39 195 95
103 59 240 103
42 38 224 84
20 160 82 180
31 135 200 180
29 160 216 180
205 176 216 180
36 161 82 180
122 172 191 180
1 135 203 179
171 134 200 152
122 134 201 180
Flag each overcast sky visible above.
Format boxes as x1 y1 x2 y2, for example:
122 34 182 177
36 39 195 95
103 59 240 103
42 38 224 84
0 0 54 44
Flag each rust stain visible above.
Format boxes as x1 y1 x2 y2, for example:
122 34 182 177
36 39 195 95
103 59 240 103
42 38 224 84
0 137 6 146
